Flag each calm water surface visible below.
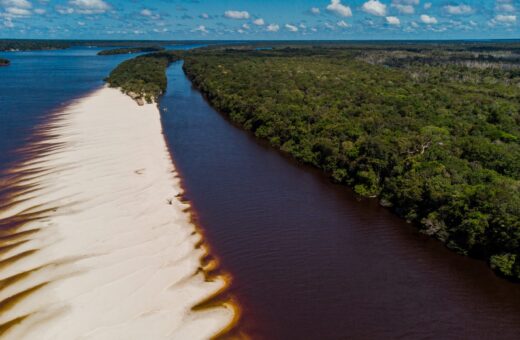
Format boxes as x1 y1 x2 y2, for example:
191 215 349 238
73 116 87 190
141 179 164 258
160 61 520 339
0 45 201 169
2 49 520 339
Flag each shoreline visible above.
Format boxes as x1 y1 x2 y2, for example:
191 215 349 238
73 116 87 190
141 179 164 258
0 86 236 339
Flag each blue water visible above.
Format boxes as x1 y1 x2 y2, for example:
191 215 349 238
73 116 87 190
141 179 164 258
0 44 200 169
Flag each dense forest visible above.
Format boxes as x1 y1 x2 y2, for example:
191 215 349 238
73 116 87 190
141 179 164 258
105 52 180 104
181 45 520 280
0 58 9 66
105 43 520 280
97 46 165 56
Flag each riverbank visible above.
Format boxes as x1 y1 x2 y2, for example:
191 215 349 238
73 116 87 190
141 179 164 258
0 86 236 339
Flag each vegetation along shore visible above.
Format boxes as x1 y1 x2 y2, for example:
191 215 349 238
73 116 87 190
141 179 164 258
106 43 520 281
97 46 165 56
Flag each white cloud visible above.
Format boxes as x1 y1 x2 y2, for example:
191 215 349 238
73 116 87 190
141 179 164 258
392 4 414 14
420 14 437 24
444 4 472 15
3 17 13 27
495 14 516 23
253 18 265 25
285 23 298 32
200 13 209 19
224 10 250 19
362 0 387 17
391 0 419 13
337 20 350 27
326 0 352 17
192 25 208 33
34 8 45 14
242 23 250 29
0 0 32 9
69 0 109 14
140 9 152 16
5 6 30 15
386 16 400 25
424 3 432 10
266 23 279 32
311 7 320 14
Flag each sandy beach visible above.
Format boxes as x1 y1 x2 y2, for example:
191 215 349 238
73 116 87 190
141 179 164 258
0 87 236 339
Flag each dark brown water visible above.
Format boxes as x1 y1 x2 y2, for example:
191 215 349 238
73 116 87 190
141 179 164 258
160 61 520 339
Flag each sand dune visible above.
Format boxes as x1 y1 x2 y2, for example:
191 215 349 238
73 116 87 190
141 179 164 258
0 87 236 339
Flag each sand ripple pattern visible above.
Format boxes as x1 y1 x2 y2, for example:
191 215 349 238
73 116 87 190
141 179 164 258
0 87 237 339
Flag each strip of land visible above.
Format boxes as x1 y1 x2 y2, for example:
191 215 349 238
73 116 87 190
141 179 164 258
0 87 236 339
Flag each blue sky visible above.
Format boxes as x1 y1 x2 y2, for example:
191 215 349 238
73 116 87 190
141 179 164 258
0 0 518 40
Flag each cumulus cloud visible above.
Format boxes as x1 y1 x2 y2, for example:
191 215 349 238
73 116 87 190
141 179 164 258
391 0 419 14
285 23 298 32
311 7 320 15
392 4 414 14
386 16 400 25
68 0 110 14
192 25 208 33
420 14 437 24
266 23 279 32
5 6 30 15
140 8 160 19
362 0 387 16
444 4 472 15
494 14 516 23
224 10 249 19
326 0 352 17
424 2 432 10
253 18 265 25
1 0 32 9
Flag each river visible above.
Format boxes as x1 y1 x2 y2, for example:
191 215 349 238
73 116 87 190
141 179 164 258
160 61 520 339
1 48 520 339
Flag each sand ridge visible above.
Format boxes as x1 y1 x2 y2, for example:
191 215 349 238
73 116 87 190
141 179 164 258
0 87 236 339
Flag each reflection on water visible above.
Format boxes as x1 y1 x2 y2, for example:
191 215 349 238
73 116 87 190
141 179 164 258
160 61 520 339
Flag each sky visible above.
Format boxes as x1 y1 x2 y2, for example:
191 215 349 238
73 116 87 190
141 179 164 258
0 0 519 40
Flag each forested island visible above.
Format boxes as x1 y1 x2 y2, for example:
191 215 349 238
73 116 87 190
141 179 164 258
105 52 180 104
107 43 520 280
0 58 9 66
97 46 165 56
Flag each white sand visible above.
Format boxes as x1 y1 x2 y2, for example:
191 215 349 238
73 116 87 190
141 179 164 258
0 87 236 339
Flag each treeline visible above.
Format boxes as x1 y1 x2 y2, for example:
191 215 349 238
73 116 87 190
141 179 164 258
105 52 182 104
0 58 9 66
180 46 520 280
97 46 165 56
0 39 174 52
